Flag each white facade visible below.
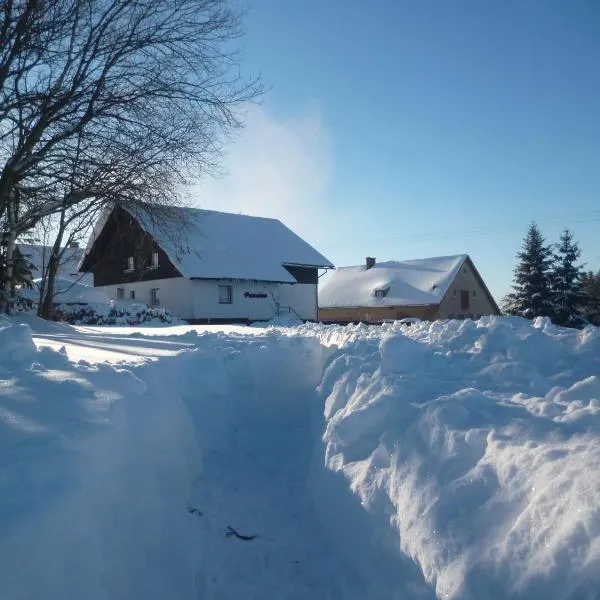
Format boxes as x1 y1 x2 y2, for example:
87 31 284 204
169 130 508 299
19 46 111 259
98 277 318 322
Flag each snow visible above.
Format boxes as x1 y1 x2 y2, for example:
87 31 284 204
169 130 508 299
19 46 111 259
1 314 600 599
84 206 334 283
319 254 467 307
316 316 600 599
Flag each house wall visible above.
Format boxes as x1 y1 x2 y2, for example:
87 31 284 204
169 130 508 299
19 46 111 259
191 280 319 322
277 283 318 320
98 277 195 319
191 280 277 322
318 304 440 324
439 260 499 318
98 278 319 322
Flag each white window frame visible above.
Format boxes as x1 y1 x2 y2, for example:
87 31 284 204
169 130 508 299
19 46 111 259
150 252 159 269
125 256 134 272
150 288 160 306
218 285 232 304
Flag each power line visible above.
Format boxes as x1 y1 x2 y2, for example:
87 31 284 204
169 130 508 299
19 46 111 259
333 210 600 248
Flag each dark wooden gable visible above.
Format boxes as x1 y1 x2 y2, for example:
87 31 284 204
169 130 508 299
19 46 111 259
282 264 318 284
80 206 183 286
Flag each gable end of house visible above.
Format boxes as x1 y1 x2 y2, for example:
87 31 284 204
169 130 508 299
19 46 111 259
80 206 183 286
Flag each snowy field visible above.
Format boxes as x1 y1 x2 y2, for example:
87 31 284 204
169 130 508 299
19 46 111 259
1 314 599 599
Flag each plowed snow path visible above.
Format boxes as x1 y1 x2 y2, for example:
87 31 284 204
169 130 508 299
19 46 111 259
188 395 365 600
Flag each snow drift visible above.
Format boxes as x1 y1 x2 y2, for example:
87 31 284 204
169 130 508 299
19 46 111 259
0 322 201 600
317 316 600 599
1 316 599 599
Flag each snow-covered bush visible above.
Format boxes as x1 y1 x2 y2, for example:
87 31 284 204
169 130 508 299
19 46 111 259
55 302 180 326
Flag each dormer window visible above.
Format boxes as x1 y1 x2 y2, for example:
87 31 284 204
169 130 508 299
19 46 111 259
374 287 389 298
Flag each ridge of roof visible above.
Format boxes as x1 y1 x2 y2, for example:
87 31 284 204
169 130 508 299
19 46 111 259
336 254 469 271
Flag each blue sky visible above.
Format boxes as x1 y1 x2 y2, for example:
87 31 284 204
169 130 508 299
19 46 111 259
195 0 600 301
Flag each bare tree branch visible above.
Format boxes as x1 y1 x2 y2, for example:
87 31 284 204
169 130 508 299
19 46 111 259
0 0 262 311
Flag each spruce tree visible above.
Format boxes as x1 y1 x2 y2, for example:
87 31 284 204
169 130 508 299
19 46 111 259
551 229 585 327
581 270 600 326
503 223 555 319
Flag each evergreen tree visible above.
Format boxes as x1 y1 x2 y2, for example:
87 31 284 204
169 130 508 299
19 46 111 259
581 270 600 326
503 223 555 319
0 245 34 311
551 229 586 327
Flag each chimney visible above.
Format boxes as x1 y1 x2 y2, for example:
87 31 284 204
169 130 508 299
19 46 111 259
366 256 376 270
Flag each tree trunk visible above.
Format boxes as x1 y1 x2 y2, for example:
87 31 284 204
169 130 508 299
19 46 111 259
1 193 17 313
39 253 61 320
39 225 65 320
1 232 16 313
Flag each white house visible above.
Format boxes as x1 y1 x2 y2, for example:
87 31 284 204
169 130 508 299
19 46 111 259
79 205 334 323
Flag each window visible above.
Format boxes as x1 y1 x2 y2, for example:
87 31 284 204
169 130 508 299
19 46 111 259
473 289 477 297
150 252 159 269
374 287 389 298
218 285 232 304
460 290 470 310
150 288 160 306
116 288 125 300
125 256 134 271
130 290 136 300
453 289 457 297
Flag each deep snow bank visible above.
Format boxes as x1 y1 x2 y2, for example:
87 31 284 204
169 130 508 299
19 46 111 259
0 321 202 599
316 317 600 599
2 316 600 600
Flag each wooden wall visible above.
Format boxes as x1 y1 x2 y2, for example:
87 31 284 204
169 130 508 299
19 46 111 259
318 304 440 324
80 206 182 286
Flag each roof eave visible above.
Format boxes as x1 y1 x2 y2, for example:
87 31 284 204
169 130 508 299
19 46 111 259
189 276 296 284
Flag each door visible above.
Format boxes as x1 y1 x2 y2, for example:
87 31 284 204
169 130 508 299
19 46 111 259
460 290 470 311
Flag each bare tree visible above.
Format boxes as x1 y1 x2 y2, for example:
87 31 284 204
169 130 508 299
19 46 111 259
0 0 261 312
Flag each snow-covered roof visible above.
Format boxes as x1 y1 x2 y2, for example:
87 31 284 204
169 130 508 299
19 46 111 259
86 206 333 283
17 244 93 286
319 255 468 308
